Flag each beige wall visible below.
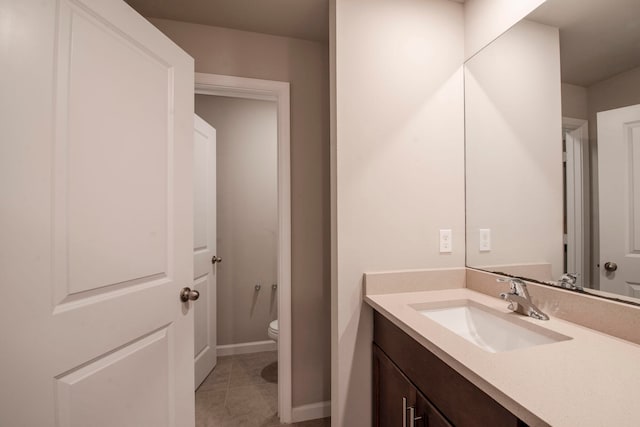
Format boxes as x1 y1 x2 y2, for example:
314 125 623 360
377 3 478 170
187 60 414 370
464 0 546 60
588 66 640 126
332 0 465 424
465 20 563 280
149 18 330 407
195 95 278 346
561 83 588 120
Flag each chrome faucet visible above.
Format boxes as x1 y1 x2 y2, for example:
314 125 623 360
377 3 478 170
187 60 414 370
557 273 582 291
498 278 549 320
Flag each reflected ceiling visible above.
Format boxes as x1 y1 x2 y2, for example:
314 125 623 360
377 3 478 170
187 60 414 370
528 0 640 86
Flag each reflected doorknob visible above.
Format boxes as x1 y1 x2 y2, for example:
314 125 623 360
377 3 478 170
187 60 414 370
211 255 222 264
604 262 618 272
180 287 200 302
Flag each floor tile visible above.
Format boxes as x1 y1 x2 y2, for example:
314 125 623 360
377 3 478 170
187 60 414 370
197 356 232 393
195 351 329 427
195 389 227 427
229 352 277 388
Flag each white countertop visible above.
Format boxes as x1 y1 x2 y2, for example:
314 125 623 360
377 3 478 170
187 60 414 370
365 288 640 427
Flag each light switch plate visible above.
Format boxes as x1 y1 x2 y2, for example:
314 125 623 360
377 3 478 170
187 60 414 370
439 229 452 253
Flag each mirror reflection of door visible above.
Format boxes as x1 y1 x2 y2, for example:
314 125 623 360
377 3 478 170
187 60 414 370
564 120 589 288
597 104 640 298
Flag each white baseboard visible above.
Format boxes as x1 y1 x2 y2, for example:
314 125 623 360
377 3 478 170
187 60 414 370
217 340 276 357
291 401 331 423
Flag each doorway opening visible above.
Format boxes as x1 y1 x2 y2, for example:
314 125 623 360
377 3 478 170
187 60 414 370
193 73 292 424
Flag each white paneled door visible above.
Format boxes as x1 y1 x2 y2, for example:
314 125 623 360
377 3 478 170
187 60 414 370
0 1 195 426
193 115 218 388
598 104 640 297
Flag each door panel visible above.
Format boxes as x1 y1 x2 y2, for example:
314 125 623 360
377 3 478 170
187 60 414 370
55 327 171 427
193 275 210 359
0 0 194 425
55 0 170 303
194 115 218 388
598 104 640 297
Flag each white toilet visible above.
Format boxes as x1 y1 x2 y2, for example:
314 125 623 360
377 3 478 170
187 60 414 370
268 320 279 341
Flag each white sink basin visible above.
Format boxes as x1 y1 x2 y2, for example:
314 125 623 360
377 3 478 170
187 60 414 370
412 300 571 353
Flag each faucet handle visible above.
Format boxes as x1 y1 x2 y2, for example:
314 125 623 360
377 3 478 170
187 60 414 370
497 278 549 320
499 289 517 312
558 272 582 290
496 277 527 295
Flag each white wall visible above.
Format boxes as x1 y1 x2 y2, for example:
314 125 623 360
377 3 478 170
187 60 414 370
464 0 547 60
195 96 278 346
465 20 563 280
332 0 465 425
149 18 330 407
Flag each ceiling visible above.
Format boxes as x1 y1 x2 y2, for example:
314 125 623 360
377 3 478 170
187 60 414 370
125 0 638 86
125 0 329 42
528 0 640 87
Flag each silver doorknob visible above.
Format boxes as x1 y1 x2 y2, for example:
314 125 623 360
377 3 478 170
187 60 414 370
180 287 200 302
211 255 222 264
604 262 618 272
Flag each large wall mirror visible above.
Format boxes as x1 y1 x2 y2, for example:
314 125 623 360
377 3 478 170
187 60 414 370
465 0 640 303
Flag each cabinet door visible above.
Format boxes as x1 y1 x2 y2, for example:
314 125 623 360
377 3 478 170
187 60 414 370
374 343 454 427
416 389 453 427
373 344 416 427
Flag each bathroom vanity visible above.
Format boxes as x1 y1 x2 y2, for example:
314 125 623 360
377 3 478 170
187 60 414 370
364 0 640 424
373 312 527 427
366 280 640 427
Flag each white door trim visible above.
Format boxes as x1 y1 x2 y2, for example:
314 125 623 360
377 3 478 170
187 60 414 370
563 117 589 286
194 73 292 423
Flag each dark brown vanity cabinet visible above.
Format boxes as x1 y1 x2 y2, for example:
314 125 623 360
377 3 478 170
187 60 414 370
373 312 528 427
374 344 451 427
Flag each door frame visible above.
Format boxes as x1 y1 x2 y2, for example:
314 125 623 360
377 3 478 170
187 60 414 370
195 72 292 423
563 117 589 287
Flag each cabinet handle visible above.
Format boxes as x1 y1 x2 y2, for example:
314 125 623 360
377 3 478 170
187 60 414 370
403 397 423 427
408 406 423 427
402 397 408 427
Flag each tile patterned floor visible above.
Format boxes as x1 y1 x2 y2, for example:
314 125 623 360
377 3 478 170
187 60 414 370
195 351 330 427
